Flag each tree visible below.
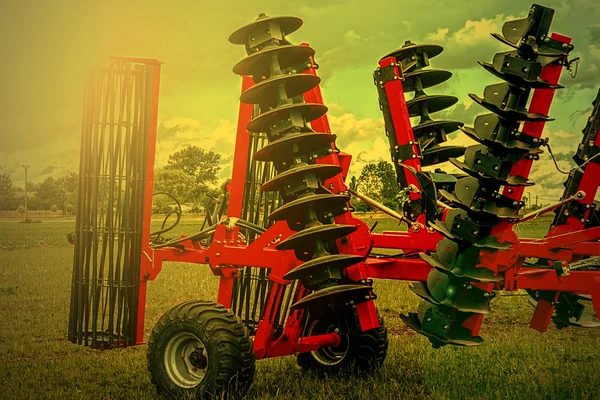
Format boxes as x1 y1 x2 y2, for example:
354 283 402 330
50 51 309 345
0 173 18 211
29 172 78 213
355 161 402 210
34 177 62 210
165 145 221 187
153 168 195 204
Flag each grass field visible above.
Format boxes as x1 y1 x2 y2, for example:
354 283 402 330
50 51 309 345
0 214 598 400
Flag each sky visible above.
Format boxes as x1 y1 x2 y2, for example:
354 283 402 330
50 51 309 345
1 0 599 204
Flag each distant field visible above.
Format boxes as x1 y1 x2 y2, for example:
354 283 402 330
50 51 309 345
0 214 598 400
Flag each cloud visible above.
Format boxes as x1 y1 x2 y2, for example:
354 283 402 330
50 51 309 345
328 113 384 150
422 14 516 70
39 165 57 175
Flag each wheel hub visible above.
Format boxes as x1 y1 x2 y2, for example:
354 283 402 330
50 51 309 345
309 320 349 366
164 332 209 388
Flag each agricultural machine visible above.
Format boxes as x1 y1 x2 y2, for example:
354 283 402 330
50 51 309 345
68 4 600 398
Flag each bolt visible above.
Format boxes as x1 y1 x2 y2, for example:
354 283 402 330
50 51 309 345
216 253 220 257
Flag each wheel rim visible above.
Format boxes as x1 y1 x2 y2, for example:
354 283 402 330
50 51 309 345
308 320 350 366
164 332 209 388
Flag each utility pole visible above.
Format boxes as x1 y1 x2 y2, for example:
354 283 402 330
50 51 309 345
22 165 30 221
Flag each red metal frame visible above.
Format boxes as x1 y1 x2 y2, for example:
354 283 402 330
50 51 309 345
134 34 600 355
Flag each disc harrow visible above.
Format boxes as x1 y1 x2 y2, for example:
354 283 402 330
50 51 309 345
402 4 574 347
229 14 373 312
67 6 600 399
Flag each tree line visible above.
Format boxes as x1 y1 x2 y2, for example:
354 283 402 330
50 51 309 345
0 172 78 214
0 145 401 215
0 145 223 215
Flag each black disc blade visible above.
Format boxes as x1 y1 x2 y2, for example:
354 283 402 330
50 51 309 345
240 74 321 104
290 284 372 310
276 224 358 250
421 145 466 166
479 61 561 89
412 120 463 137
247 103 328 133
283 254 364 281
469 93 553 122
254 132 335 162
400 312 484 347
381 43 444 63
229 15 303 44
449 158 534 187
406 95 458 117
233 45 315 77
402 69 452 92
269 193 349 223
261 164 342 192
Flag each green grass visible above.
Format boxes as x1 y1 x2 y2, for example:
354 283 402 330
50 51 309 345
0 215 598 400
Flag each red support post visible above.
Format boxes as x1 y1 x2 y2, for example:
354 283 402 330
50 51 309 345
227 76 256 218
137 60 163 345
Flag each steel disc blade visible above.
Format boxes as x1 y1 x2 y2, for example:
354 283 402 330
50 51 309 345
400 313 484 347
479 61 561 89
229 15 303 44
453 178 521 219
421 145 466 166
449 158 534 187
412 120 463 137
247 103 328 133
290 284 372 310
402 69 452 92
428 218 511 251
420 252 448 271
276 224 358 250
381 43 444 63
261 164 341 192
240 74 321 104
421 251 502 284
459 125 541 154
233 45 315 76
269 193 349 222
253 132 335 162
283 254 364 281
413 280 491 314
469 93 553 122
406 95 458 117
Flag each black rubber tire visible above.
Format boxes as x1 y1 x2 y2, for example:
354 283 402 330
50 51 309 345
147 300 255 399
297 305 388 375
